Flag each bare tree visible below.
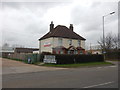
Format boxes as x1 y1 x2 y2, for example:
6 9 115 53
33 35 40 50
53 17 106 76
112 34 118 50
98 38 104 52
105 33 114 51
98 32 118 53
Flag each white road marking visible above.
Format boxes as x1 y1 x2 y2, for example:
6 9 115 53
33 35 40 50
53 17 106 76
97 67 102 68
108 66 117 67
97 65 117 69
83 81 114 88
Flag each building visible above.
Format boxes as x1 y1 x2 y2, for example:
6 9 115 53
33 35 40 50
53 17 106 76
39 21 86 54
86 45 102 54
86 50 102 54
0 44 14 58
14 48 39 54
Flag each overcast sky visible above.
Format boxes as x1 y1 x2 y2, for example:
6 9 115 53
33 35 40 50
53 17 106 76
0 0 119 49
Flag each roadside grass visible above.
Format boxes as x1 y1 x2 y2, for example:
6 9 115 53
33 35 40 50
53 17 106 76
38 61 114 68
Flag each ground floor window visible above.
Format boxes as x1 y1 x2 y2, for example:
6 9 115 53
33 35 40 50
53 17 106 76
53 46 85 54
68 50 70 54
80 51 83 54
74 50 78 54
60 51 63 54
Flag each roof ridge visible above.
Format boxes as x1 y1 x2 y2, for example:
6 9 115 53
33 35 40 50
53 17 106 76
51 25 69 36
54 25 68 29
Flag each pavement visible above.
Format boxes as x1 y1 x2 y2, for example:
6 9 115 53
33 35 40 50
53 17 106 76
1 58 67 75
1 58 119 88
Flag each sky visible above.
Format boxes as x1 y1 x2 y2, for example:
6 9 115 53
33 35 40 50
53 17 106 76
0 0 119 49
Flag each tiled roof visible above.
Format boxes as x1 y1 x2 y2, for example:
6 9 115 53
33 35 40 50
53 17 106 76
39 25 86 40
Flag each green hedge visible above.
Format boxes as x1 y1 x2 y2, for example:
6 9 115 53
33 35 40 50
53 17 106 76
105 51 120 60
41 54 104 64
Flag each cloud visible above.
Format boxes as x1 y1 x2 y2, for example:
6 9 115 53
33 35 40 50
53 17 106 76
71 2 117 31
70 1 118 46
1 1 118 48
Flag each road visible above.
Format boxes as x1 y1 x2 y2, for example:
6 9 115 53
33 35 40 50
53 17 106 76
2 58 119 88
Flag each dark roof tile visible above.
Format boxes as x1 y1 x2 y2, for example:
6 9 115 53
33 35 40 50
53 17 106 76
39 25 86 40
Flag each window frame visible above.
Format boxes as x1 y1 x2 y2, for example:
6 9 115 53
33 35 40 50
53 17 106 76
58 38 63 46
68 39 72 46
78 40 81 47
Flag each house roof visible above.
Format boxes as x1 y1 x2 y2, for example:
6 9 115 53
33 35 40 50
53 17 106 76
39 25 86 40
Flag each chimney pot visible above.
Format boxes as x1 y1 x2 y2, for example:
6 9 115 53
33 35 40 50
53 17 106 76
50 21 54 32
69 24 73 31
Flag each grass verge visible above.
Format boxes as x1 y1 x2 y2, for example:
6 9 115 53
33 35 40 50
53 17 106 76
38 61 114 68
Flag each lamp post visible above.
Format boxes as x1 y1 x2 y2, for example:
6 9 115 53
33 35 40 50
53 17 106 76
102 11 115 58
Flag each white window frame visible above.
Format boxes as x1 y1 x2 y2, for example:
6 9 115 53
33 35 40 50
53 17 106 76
78 40 81 47
68 39 72 45
58 38 62 46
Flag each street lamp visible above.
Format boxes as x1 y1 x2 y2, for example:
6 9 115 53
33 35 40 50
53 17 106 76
102 11 115 56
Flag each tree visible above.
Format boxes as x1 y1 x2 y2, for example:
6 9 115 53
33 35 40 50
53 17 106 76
98 33 119 60
98 32 118 53
112 34 118 50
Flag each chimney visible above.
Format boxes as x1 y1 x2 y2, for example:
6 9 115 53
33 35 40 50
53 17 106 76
69 24 73 31
50 21 54 32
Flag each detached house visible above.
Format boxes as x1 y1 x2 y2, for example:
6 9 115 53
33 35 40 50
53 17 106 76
39 21 86 54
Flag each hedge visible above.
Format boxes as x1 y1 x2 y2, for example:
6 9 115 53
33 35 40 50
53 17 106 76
105 51 120 60
41 54 104 64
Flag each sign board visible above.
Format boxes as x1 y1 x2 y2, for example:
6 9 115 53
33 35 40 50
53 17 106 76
43 55 56 64
44 42 51 47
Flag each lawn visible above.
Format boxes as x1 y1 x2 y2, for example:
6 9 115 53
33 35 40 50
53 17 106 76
38 61 113 68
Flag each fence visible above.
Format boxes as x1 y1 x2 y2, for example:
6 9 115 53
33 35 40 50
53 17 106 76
8 53 41 64
8 53 27 60
7 53 104 64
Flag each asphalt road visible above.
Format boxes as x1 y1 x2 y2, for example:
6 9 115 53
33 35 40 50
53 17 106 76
2 62 118 88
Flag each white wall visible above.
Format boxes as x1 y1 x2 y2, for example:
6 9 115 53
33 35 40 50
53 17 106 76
39 37 85 53
40 38 53 53
53 37 85 48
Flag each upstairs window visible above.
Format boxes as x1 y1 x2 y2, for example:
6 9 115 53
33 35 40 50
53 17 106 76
58 38 62 46
78 40 81 46
68 39 72 45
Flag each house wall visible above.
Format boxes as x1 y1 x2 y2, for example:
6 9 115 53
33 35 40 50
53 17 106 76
81 40 85 49
39 37 85 53
53 37 85 49
40 37 53 53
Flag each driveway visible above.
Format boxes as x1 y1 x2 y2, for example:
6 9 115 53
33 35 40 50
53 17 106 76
1 58 67 75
